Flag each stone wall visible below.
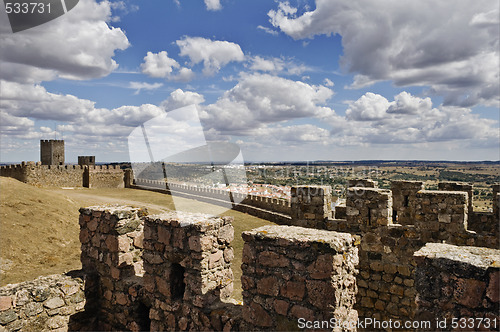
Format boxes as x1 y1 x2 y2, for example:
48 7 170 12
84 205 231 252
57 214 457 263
347 179 377 188
0 162 126 188
79 206 147 331
75 205 360 331
438 181 473 214
0 274 86 331
414 243 499 331
241 225 358 331
391 180 423 225
133 179 292 224
290 186 332 227
294 186 499 324
143 211 239 331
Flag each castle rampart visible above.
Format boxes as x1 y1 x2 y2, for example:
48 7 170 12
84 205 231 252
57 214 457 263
0 273 86 331
0 162 125 188
241 225 358 331
291 184 499 324
414 243 499 331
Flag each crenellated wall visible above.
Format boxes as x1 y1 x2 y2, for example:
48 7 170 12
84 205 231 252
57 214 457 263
142 211 239 331
291 184 499 324
391 180 424 225
76 205 360 331
241 225 358 331
290 185 332 227
0 162 125 188
414 243 499 331
79 206 147 331
133 179 292 224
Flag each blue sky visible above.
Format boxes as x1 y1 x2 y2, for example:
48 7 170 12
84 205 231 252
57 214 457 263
0 0 499 162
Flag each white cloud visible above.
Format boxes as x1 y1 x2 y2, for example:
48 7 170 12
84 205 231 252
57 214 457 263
346 93 391 121
201 73 335 133
249 56 309 76
323 78 334 87
176 36 245 75
140 51 195 82
268 0 500 107
129 82 164 95
204 0 222 11
387 92 432 114
160 89 205 111
338 92 499 145
141 51 180 78
0 0 130 84
257 25 279 36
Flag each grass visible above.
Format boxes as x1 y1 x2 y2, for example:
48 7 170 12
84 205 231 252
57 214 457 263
1 177 274 300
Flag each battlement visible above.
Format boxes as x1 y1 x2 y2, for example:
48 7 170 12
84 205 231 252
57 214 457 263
23 205 357 332
289 183 499 323
0 162 125 188
40 139 64 143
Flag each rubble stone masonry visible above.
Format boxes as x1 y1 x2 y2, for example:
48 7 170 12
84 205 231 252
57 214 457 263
414 243 500 331
0 274 86 331
241 225 358 331
142 211 238 331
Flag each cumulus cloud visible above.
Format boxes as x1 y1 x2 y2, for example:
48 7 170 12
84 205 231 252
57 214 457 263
268 0 500 107
0 80 166 142
160 89 205 111
176 36 245 75
140 51 194 82
201 73 335 133
339 92 498 145
346 93 391 121
204 0 222 11
0 0 130 84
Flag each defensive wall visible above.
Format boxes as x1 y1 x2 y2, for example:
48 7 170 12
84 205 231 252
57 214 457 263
0 205 361 331
133 179 292 224
133 177 499 238
286 182 499 326
414 243 499 331
1 196 498 331
0 162 124 188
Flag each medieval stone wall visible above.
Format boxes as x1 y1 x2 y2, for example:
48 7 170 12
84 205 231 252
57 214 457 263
414 243 499 331
0 162 125 188
133 179 292 224
241 225 358 331
291 184 499 325
77 206 358 331
143 211 239 331
79 206 147 331
0 274 86 331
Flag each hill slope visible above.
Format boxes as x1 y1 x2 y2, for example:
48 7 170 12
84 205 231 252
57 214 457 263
0 177 82 285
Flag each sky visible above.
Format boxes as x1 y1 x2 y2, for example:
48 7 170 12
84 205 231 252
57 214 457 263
0 0 499 163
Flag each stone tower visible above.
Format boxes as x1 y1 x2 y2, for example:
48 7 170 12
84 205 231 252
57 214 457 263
40 140 65 165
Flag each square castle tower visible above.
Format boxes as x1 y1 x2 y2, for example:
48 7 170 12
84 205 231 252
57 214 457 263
40 139 65 165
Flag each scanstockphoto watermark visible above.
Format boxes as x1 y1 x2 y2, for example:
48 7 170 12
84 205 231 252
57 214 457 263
255 164 381 180
297 317 433 330
3 0 80 33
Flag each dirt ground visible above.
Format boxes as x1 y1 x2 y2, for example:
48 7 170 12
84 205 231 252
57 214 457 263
0 177 272 300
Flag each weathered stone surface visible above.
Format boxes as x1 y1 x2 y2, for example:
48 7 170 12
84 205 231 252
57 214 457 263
242 224 358 331
43 297 65 309
0 297 11 312
414 242 500 327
